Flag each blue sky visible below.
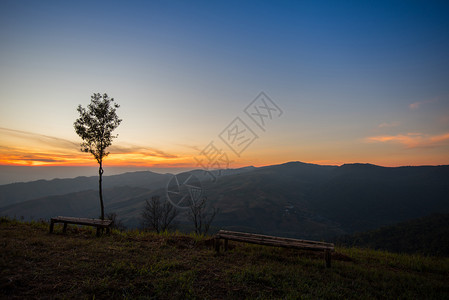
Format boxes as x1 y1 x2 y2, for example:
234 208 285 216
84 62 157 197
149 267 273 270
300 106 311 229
1 0 448 181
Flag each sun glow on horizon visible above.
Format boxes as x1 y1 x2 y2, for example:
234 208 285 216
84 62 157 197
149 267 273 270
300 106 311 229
1 126 448 169
0 148 196 168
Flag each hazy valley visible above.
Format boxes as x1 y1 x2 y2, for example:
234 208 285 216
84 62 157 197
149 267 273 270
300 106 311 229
1 161 448 243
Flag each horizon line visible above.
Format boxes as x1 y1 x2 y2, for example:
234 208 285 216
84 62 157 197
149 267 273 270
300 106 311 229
1 160 448 170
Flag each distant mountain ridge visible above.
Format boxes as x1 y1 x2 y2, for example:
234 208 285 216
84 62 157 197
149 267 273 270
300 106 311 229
1 161 448 240
0 166 257 209
0 186 151 221
0 171 171 208
309 163 449 232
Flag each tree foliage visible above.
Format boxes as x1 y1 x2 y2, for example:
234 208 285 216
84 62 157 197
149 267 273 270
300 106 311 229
141 196 179 233
74 93 121 219
74 93 122 163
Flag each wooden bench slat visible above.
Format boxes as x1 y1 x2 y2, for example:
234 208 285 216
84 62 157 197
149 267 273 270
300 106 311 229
53 216 113 224
217 230 334 247
51 216 112 227
217 236 334 251
214 229 334 268
217 233 334 251
49 216 112 236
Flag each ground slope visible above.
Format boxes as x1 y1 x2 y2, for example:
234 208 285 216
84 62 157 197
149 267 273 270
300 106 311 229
335 213 449 256
1 219 448 299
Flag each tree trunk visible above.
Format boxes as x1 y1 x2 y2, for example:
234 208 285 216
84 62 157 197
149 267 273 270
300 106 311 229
99 160 104 220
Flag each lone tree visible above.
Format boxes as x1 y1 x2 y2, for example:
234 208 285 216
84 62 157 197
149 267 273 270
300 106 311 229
74 93 122 220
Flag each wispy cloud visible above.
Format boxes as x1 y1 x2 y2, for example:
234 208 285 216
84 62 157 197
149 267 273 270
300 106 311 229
0 127 78 150
366 132 449 148
176 143 201 152
409 98 437 110
15 157 66 163
0 144 90 166
378 121 400 128
440 115 449 124
110 145 178 159
0 127 182 166
429 133 449 143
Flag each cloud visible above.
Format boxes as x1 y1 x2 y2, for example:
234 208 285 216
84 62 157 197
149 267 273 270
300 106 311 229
109 145 178 159
0 144 90 166
176 144 201 152
18 158 67 163
366 132 449 148
440 115 449 124
0 127 181 165
430 133 449 143
409 98 437 110
0 127 79 150
409 102 420 110
378 121 400 128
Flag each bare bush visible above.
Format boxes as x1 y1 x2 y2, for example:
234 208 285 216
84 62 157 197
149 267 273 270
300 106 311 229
106 212 126 231
141 196 178 233
187 196 218 235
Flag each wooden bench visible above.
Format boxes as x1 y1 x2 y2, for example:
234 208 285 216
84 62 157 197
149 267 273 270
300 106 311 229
214 230 335 268
49 216 113 237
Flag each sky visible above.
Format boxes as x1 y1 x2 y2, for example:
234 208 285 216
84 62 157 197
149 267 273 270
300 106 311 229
1 0 449 183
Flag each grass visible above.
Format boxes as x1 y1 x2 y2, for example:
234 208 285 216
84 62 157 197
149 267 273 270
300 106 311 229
1 217 448 299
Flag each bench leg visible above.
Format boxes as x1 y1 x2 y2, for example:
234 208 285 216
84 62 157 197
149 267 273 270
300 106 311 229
325 250 331 268
106 227 110 235
49 221 54 233
215 238 221 253
63 222 68 233
96 227 101 237
224 239 229 251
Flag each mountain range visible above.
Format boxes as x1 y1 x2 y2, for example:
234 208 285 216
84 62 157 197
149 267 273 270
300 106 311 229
1 161 448 240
